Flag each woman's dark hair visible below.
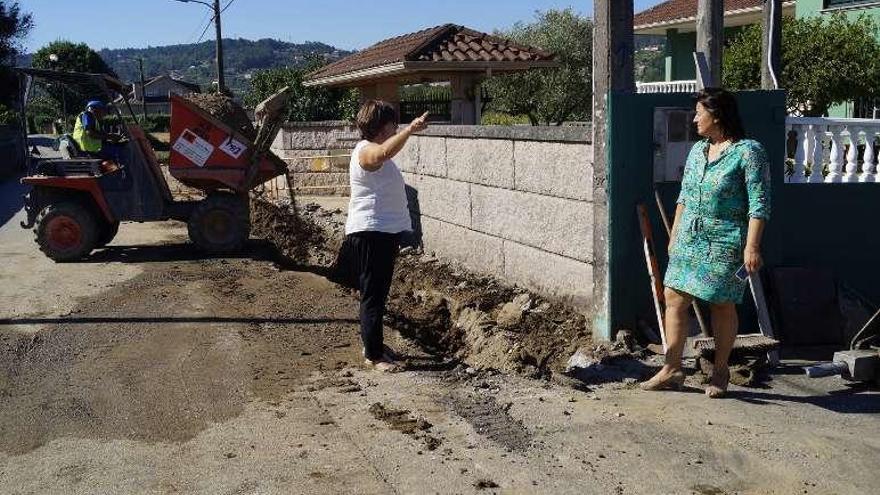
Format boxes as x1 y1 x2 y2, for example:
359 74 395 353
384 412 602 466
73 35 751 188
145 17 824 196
695 88 745 141
356 100 399 141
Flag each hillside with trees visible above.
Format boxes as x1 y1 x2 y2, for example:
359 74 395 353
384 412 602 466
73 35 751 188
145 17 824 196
19 38 352 97
99 38 350 96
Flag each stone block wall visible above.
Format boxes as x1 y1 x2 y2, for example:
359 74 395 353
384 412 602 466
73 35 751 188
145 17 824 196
270 121 359 196
396 125 594 309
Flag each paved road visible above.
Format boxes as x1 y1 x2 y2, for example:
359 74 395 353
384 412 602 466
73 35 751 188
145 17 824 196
0 180 878 495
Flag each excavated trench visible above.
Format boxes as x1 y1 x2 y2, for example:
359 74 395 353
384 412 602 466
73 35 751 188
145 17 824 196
249 198 599 379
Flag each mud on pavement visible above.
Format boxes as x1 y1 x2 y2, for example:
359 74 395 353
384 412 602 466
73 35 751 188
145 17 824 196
0 248 360 455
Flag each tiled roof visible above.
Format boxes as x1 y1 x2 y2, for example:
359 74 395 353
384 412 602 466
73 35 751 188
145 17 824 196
307 24 554 81
634 0 767 28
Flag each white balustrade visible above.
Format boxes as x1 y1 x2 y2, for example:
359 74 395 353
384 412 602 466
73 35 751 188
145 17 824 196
785 117 880 184
636 80 698 94
860 128 878 183
828 125 844 183
809 124 824 184
845 126 860 181
790 124 806 183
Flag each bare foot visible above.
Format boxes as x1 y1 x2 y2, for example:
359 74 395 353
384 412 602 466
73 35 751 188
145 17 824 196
705 367 730 398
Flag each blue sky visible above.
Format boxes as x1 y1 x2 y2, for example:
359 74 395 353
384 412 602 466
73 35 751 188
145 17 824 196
21 0 664 53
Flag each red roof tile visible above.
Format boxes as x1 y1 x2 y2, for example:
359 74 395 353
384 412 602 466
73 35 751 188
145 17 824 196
307 24 554 81
634 0 767 28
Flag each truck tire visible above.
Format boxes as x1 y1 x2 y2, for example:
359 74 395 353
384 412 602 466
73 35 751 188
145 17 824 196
187 193 250 253
34 202 99 262
96 220 120 248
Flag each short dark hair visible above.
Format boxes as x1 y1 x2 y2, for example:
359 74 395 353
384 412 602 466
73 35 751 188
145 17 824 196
695 88 745 141
356 100 399 141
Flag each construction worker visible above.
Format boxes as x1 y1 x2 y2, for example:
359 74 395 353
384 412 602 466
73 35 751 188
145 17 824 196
72 100 121 159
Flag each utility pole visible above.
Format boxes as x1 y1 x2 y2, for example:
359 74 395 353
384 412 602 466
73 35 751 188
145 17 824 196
172 0 226 94
138 57 148 120
696 0 723 88
592 0 634 342
762 0 782 89
213 0 226 94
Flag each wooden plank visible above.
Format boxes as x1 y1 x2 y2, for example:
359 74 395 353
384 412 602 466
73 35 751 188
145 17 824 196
637 204 667 350
749 273 780 365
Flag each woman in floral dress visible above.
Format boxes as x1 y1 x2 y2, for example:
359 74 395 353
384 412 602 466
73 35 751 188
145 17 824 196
641 88 771 398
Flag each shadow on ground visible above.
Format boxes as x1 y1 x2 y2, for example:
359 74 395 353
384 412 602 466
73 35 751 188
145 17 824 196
0 176 26 230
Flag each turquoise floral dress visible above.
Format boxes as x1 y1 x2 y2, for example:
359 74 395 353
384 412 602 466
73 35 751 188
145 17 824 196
664 139 771 304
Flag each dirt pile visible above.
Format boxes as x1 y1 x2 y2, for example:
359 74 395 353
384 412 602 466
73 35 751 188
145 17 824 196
387 254 592 377
185 93 256 141
250 199 341 265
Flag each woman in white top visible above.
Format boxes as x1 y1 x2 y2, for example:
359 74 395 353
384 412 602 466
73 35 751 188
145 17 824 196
335 101 428 372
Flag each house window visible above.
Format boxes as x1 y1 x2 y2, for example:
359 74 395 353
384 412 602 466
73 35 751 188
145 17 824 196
824 0 875 8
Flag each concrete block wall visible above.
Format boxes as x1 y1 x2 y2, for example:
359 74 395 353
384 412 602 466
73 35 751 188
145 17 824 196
396 125 594 309
271 121 360 196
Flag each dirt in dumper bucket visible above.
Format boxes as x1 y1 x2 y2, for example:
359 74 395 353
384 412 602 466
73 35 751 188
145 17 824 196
184 92 256 141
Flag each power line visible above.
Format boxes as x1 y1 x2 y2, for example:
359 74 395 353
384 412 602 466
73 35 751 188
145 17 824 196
187 8 212 44
195 16 215 44
195 0 235 44
219 0 237 16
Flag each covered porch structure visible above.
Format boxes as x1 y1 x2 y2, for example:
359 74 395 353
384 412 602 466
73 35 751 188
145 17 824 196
303 24 557 124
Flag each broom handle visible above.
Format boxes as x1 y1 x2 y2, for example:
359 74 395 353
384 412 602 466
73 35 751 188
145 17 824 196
654 189 711 337
637 204 668 351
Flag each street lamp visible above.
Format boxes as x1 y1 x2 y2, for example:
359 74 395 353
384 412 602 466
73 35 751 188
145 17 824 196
47 53 68 132
172 0 226 94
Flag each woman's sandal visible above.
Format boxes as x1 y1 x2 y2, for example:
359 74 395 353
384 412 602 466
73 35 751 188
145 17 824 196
705 367 730 398
639 370 686 391
363 346 403 372
365 357 400 372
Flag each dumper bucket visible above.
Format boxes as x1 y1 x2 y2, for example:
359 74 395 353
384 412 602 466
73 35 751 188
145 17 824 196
168 94 287 193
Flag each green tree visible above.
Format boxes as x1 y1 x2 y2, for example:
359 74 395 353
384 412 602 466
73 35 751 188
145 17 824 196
723 14 880 116
635 47 665 83
32 40 117 76
30 40 118 119
0 1 33 114
245 57 358 122
483 9 592 125
0 0 31 64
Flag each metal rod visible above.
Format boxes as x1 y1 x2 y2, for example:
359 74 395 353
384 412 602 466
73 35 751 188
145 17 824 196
762 0 783 90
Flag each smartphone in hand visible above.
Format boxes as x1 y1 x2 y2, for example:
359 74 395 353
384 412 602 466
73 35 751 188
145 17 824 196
735 264 749 282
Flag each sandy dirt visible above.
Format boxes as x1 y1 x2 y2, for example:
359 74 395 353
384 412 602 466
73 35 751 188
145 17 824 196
1 184 879 494
184 93 256 141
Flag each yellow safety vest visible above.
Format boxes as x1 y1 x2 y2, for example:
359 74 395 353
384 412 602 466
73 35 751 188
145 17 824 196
72 111 102 153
